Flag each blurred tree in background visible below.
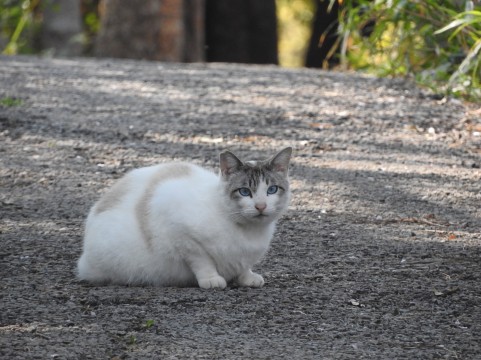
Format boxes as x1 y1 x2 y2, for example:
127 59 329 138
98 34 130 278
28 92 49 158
94 0 204 62
1 0 480 100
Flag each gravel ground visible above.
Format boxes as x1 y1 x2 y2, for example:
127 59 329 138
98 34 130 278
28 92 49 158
1 55 480 359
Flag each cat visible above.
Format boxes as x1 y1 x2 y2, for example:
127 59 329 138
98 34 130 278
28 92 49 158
77 147 292 289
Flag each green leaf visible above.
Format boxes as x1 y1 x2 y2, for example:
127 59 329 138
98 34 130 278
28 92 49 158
435 19 466 35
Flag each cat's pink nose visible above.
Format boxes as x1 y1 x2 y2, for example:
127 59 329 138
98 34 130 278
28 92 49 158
255 203 267 213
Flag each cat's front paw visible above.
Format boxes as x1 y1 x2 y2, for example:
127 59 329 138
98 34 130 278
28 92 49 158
238 271 265 288
198 275 227 289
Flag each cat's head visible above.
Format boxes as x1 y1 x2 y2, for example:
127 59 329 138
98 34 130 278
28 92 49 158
219 147 292 225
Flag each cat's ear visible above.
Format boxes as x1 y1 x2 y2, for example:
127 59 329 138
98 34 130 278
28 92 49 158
268 147 292 174
220 151 243 177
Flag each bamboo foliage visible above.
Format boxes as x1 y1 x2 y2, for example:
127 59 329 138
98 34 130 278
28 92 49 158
333 0 481 100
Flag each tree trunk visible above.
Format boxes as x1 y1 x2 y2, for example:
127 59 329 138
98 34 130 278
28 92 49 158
95 0 204 62
205 0 278 64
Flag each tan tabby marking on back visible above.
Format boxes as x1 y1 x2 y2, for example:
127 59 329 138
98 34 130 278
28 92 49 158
136 164 192 246
95 176 132 214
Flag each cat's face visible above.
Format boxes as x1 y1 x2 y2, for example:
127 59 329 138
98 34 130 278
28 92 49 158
219 148 292 225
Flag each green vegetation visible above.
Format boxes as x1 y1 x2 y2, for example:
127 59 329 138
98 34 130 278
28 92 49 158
127 334 137 345
144 319 155 329
0 96 23 106
1 0 40 55
1 0 100 55
81 0 101 55
334 0 481 101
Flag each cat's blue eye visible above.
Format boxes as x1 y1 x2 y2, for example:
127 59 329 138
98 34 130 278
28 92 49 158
267 185 278 195
238 187 251 197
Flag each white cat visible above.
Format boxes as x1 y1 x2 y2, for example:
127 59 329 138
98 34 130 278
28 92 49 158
77 147 292 289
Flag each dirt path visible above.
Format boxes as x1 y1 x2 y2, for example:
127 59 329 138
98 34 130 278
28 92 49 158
1 55 480 359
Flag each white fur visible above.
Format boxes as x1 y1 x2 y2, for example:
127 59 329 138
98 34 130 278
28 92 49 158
77 162 288 289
